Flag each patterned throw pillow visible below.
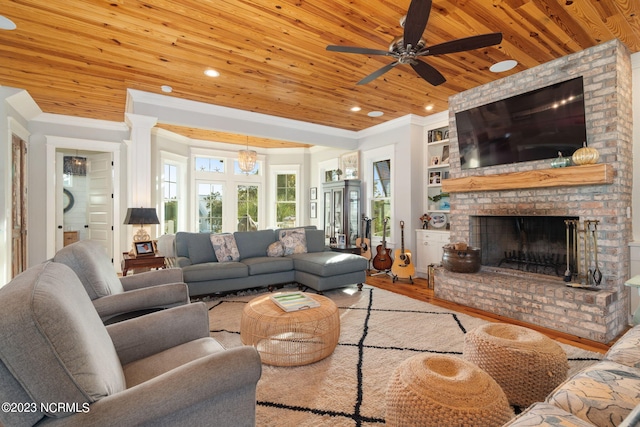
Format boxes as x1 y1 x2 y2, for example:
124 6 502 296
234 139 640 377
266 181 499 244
267 241 284 257
279 228 308 256
209 233 240 262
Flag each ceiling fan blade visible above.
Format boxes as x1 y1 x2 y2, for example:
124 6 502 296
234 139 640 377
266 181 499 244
410 59 446 86
357 62 399 85
419 33 503 56
404 0 432 48
326 45 391 56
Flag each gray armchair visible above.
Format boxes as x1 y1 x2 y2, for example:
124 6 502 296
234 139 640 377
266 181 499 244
0 261 262 427
53 239 189 323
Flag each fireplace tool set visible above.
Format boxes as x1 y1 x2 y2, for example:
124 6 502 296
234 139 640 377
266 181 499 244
564 219 602 288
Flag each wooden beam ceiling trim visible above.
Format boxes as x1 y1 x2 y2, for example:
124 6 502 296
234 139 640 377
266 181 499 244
155 123 312 149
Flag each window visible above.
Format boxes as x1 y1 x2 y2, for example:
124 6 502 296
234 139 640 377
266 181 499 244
192 150 264 233
234 160 259 175
198 183 223 233
163 163 178 234
195 157 225 173
276 173 296 228
237 185 259 231
371 159 391 238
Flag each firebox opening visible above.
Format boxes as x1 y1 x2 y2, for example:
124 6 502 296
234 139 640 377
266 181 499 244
470 215 579 277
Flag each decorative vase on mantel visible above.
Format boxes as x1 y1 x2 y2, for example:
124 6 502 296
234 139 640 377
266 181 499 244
551 151 571 168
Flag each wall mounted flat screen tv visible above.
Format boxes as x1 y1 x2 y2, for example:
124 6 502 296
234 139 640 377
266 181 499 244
455 77 587 170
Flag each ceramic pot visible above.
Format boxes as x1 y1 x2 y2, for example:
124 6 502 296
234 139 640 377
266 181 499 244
442 247 481 273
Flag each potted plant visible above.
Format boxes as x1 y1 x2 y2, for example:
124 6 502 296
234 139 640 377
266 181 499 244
428 192 450 210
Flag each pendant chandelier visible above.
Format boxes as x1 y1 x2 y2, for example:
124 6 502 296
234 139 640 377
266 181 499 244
63 155 87 176
238 136 257 173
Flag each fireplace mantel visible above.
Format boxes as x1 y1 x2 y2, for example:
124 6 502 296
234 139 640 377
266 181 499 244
442 163 614 193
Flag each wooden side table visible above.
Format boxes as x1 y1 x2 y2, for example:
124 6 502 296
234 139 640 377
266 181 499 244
63 231 79 246
121 252 166 276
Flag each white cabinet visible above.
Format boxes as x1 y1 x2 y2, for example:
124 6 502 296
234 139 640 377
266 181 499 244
415 230 450 277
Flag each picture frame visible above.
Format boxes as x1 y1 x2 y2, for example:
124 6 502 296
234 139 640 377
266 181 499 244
441 145 450 164
310 187 317 200
310 202 317 218
134 240 155 256
430 156 440 166
340 151 359 180
337 234 346 248
429 171 442 185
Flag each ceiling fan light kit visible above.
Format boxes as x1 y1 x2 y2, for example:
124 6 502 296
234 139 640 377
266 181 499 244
326 0 502 86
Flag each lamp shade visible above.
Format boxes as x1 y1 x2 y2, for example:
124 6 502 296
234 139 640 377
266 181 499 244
123 208 160 225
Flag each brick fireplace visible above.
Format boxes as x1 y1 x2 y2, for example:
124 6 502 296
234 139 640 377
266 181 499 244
434 40 633 344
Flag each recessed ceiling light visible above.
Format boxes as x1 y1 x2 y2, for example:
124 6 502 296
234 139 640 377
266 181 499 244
490 60 518 73
0 15 16 30
368 111 384 117
350 106 361 112
204 69 220 77
161 85 173 93
425 105 434 111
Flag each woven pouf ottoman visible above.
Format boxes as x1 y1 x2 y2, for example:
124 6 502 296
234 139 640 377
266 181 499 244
463 323 569 407
385 354 514 427
240 293 340 366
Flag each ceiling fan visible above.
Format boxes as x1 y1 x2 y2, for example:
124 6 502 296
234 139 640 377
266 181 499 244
326 0 503 86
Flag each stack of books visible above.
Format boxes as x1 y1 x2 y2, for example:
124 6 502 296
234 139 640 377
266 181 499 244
270 292 320 312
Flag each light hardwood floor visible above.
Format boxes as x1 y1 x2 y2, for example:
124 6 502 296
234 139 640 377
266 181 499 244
365 273 620 354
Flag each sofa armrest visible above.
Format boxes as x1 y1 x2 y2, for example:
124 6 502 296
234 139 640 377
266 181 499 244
120 268 184 291
41 346 262 427
176 256 193 267
107 302 210 365
92 283 189 321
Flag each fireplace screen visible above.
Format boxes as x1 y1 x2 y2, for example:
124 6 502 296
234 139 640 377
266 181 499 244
470 216 578 277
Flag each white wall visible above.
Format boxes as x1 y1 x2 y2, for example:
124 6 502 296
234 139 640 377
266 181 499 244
357 115 424 252
628 51 640 319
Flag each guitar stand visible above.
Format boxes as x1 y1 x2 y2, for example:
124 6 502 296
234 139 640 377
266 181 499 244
369 268 391 277
392 274 413 284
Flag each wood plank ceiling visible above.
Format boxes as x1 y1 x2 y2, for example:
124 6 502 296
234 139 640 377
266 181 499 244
1 0 639 148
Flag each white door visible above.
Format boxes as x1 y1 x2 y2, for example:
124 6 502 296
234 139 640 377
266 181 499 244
55 152 65 251
87 152 114 258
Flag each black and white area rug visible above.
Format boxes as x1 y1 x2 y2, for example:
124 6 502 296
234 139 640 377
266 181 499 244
207 285 603 426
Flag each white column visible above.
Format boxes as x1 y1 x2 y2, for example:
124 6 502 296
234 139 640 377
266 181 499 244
124 113 157 208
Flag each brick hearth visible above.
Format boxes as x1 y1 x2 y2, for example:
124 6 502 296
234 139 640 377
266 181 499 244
435 40 633 344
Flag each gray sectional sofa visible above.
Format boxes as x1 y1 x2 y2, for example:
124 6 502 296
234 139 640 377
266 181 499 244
175 226 368 296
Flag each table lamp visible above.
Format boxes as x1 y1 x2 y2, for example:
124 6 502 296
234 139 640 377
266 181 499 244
123 207 160 242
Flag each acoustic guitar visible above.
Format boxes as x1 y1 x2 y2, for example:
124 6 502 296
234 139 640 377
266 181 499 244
391 220 414 283
355 215 372 260
372 217 392 271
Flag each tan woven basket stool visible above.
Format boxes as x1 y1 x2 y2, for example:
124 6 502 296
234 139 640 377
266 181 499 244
385 354 514 427
240 293 340 366
463 323 569 407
